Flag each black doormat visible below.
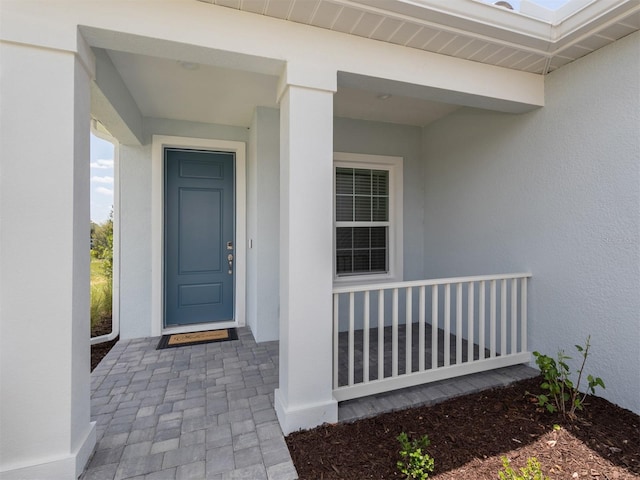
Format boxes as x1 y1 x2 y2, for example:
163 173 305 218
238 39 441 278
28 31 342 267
157 328 238 349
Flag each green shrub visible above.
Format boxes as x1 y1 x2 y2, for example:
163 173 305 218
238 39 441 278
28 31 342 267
91 210 113 282
90 281 112 329
498 456 549 480
397 432 434 479
90 209 113 331
533 335 605 420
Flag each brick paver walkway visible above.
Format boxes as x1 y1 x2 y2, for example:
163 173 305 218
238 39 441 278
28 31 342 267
81 327 537 479
82 329 295 480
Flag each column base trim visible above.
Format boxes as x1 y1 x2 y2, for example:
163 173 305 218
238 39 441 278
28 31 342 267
0 422 96 480
274 388 338 435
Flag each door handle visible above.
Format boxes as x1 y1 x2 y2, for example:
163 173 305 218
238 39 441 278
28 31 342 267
227 253 234 275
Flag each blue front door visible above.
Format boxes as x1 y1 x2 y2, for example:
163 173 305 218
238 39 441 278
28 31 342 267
164 149 235 326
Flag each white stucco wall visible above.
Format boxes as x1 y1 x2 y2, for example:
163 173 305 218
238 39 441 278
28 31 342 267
247 107 281 342
118 118 249 339
421 32 640 413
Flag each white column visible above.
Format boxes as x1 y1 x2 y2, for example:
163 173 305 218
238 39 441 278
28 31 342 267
0 40 96 478
274 66 338 434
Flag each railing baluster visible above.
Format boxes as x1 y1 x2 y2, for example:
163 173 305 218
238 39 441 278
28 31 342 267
467 282 474 362
333 294 339 389
511 278 517 355
431 285 438 370
348 292 355 386
406 287 412 375
521 278 527 353
419 286 425 371
501 279 507 356
378 289 384 380
363 291 370 383
490 280 496 358
479 281 485 360
444 283 451 367
392 288 399 377
456 283 462 366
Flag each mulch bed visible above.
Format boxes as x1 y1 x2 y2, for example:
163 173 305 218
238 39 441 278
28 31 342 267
286 376 639 479
91 317 118 371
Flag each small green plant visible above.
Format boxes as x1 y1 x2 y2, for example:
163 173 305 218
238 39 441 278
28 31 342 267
498 456 549 480
397 432 434 480
533 335 605 420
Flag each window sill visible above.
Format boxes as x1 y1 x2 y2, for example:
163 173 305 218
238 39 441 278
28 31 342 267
333 273 402 288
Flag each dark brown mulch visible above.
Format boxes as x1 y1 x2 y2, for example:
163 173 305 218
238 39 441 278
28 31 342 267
90 317 118 371
286 377 640 479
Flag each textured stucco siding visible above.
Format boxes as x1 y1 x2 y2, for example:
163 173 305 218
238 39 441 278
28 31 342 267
421 32 640 413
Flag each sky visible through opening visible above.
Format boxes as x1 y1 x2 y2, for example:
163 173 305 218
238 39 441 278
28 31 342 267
90 133 115 224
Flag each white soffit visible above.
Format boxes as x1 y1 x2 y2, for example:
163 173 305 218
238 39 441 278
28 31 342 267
199 0 640 74
106 50 279 127
334 87 460 127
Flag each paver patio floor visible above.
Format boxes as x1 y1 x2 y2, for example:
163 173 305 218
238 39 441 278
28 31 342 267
81 327 537 480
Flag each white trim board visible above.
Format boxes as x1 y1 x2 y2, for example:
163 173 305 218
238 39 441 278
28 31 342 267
151 135 247 337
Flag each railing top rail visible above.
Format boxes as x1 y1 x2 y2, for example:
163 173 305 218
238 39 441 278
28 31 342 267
332 273 532 294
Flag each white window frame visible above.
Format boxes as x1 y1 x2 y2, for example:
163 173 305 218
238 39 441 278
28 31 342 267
333 152 403 285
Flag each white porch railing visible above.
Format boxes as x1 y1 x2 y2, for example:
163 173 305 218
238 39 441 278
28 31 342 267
332 273 532 402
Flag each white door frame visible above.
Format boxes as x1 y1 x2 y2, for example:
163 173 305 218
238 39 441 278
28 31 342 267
151 135 246 336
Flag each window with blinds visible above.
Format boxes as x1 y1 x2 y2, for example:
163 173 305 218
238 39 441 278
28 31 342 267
335 167 389 276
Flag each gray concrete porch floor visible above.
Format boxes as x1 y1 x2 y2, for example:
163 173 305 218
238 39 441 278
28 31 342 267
82 327 538 480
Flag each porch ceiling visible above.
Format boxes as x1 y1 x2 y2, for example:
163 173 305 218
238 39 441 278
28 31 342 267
198 0 640 75
104 48 462 128
106 50 280 127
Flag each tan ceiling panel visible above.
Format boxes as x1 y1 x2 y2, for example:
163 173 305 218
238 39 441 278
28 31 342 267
620 11 640 29
577 34 619 51
351 12 386 38
312 1 343 29
389 22 422 46
331 6 364 34
598 22 637 41
521 56 547 74
264 0 293 19
499 50 535 68
484 45 519 64
558 44 593 60
241 0 267 15
549 55 574 71
508 52 538 69
288 0 320 24
404 26 441 49
466 42 499 61
438 35 475 56
424 31 458 52
454 39 488 59
215 0 240 8
369 17 404 42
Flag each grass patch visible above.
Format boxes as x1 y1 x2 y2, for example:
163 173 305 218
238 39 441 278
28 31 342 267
90 257 112 329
